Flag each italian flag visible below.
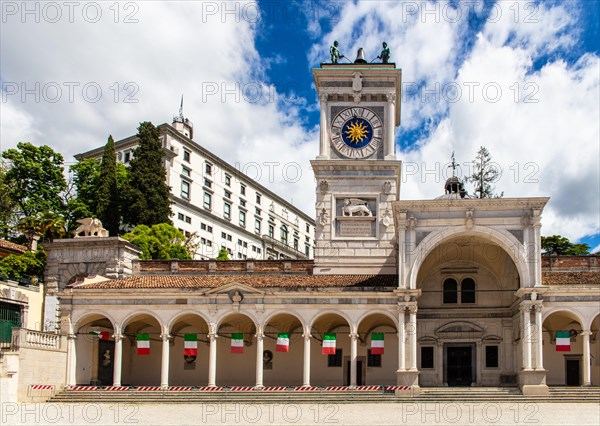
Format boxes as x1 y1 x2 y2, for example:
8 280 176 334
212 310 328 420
556 331 571 351
89 331 110 340
276 333 289 352
136 333 150 355
371 333 384 355
184 333 197 356
231 333 244 354
322 333 336 355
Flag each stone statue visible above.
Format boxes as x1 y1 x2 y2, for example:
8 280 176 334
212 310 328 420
378 42 391 64
330 41 344 64
342 199 372 217
74 218 109 238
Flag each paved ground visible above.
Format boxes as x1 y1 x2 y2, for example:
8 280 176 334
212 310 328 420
1 402 599 425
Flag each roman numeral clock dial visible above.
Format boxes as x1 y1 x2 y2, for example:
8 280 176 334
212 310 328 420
331 107 383 159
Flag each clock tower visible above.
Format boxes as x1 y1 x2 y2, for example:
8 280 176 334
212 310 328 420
311 55 402 275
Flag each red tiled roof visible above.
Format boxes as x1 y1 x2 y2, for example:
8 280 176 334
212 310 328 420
0 239 27 254
72 274 399 289
542 271 600 285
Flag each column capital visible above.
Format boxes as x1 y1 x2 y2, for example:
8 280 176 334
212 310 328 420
255 332 264 341
349 332 359 340
520 304 532 313
302 333 312 341
532 304 543 313
112 333 124 342
67 333 77 340
580 330 592 336
319 94 328 103
408 305 418 315
160 334 171 342
207 332 218 342
386 93 396 104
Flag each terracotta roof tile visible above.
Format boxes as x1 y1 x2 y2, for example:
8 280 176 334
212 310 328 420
73 274 398 289
542 271 600 285
0 239 27 254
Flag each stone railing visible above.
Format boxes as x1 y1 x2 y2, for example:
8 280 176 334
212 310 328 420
11 328 62 351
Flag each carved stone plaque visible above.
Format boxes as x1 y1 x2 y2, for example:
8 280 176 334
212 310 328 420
337 217 376 237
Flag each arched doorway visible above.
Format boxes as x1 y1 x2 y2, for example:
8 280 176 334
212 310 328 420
168 313 210 386
121 312 163 386
416 236 521 386
543 310 584 386
216 313 257 386
74 313 115 386
263 312 304 386
310 312 352 386
356 312 397 385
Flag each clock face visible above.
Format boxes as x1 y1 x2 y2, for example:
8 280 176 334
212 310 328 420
331 107 383 159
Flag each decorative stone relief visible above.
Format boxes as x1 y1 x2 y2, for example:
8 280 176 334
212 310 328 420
74 218 108 238
319 208 328 226
465 209 474 230
319 180 329 194
382 181 392 195
352 72 362 92
342 199 372 217
382 208 393 227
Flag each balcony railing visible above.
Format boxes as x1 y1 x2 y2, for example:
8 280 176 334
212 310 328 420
8 328 62 351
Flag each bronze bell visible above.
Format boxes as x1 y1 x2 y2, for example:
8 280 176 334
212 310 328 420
354 48 367 64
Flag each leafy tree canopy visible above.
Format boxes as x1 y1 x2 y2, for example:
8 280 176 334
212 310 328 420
216 248 230 261
541 235 590 256
469 146 504 198
2 142 67 218
123 223 190 260
0 250 47 283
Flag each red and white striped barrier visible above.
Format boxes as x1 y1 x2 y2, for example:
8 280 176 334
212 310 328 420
167 386 193 391
135 386 161 391
386 386 411 391
197 386 223 391
103 386 129 391
355 385 381 391
230 386 254 391
294 386 318 391
324 386 349 391
261 386 287 391
67 386 98 391
30 385 54 390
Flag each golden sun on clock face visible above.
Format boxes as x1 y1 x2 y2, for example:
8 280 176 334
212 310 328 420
331 107 382 159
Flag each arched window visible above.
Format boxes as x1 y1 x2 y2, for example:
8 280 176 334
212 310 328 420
461 278 476 303
443 278 458 304
280 225 288 245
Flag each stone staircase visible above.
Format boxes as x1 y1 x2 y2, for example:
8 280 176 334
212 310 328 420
49 386 600 404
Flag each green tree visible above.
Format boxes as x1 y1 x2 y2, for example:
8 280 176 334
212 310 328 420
17 211 66 244
96 136 120 235
123 122 171 226
541 235 590 256
2 142 67 218
122 223 190 260
0 250 47 283
69 158 101 218
0 165 17 239
216 248 230 261
469 146 504 198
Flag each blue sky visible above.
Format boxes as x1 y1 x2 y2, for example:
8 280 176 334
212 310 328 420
1 0 599 251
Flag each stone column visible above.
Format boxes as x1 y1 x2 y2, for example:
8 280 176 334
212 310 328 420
113 333 123 386
303 332 311 387
521 305 532 370
532 212 542 287
66 334 77 386
533 305 544 370
350 333 358 387
208 332 217 387
255 328 264 388
397 307 406 371
476 341 482 385
582 331 592 386
160 334 170 388
385 93 396 160
318 94 329 159
408 305 418 370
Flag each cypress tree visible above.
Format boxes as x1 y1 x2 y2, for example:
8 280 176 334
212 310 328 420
123 122 172 226
96 135 121 235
